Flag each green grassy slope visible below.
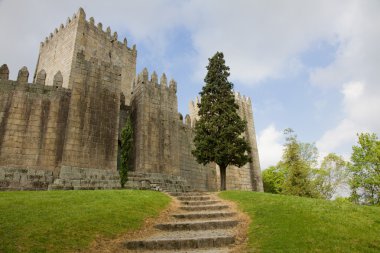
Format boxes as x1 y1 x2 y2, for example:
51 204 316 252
220 191 380 253
0 190 170 253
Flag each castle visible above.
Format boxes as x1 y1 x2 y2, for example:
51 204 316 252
0 8 263 192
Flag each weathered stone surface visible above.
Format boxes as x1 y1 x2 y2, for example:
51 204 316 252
0 7 263 192
0 167 53 190
34 8 136 104
0 64 9 80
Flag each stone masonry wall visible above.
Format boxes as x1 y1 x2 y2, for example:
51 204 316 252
131 69 180 175
0 65 71 175
1 8 262 192
179 122 218 191
130 68 218 191
235 92 263 191
36 8 137 104
35 11 80 89
60 51 121 171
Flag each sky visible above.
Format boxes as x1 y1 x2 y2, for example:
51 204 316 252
1 0 379 169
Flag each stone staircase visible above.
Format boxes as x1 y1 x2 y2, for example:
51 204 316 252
125 192 241 252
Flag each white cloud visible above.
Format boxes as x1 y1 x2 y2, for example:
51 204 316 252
310 1 380 89
2 0 379 87
183 0 344 85
257 124 284 169
310 1 380 158
317 81 380 158
0 0 182 79
1 0 379 162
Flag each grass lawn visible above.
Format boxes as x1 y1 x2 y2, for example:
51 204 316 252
220 191 380 253
0 190 170 253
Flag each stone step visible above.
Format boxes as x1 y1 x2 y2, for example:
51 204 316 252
128 248 231 253
177 196 211 201
125 230 235 250
169 192 206 196
181 200 219 206
180 205 229 211
155 219 238 231
173 212 236 220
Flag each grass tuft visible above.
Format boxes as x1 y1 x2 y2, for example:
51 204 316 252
0 190 170 252
220 191 380 253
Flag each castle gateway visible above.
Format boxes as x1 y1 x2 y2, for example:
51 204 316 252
0 8 263 192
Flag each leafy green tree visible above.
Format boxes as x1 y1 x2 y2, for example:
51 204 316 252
262 163 286 194
282 129 316 197
314 153 347 199
349 133 380 205
192 52 251 191
120 115 133 188
299 142 319 168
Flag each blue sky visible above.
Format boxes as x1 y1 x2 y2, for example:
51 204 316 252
1 0 379 169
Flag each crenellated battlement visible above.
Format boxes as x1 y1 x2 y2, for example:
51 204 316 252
0 64 70 95
134 68 177 96
40 8 136 54
0 7 263 192
188 91 253 129
36 7 136 103
40 8 84 48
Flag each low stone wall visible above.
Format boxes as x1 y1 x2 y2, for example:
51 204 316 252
127 172 191 192
0 167 54 190
49 166 121 190
0 166 192 192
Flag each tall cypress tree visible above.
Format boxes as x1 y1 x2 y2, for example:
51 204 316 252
192 52 251 191
120 115 133 188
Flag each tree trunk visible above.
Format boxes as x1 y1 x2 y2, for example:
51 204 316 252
220 165 227 191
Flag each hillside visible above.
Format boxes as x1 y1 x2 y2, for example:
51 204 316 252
0 190 170 252
220 191 380 253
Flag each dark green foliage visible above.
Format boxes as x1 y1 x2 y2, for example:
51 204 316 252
282 129 316 197
349 133 380 205
263 129 349 199
192 52 251 190
120 115 133 188
262 163 286 194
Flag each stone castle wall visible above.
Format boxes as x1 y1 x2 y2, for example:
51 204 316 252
60 51 121 171
0 8 263 192
235 93 263 191
131 69 180 175
35 8 136 104
35 12 79 89
188 92 263 191
0 51 122 190
130 68 218 191
179 123 218 191
0 65 71 175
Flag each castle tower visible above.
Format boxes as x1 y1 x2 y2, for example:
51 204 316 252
189 93 264 191
130 69 180 175
34 8 137 104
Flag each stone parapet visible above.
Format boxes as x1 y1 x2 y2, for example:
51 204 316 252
0 167 54 190
127 172 191 192
49 166 120 190
47 167 191 192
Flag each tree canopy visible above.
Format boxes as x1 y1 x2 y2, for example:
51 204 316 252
349 133 380 205
192 52 251 191
262 129 348 199
314 153 348 200
281 129 317 197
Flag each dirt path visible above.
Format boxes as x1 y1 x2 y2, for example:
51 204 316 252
84 192 249 253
